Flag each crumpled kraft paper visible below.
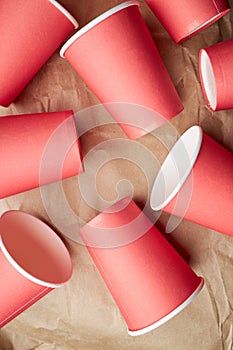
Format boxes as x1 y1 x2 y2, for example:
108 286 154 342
0 0 232 349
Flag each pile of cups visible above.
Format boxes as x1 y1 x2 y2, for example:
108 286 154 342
0 0 233 337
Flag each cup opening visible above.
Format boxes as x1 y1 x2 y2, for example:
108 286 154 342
128 277 204 336
60 0 139 57
150 126 203 211
0 211 72 288
48 0 79 29
200 50 217 111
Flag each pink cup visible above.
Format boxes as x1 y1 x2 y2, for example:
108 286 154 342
145 0 230 43
60 1 183 139
0 211 72 328
0 0 78 107
151 126 233 237
80 198 204 336
199 39 233 111
0 111 83 199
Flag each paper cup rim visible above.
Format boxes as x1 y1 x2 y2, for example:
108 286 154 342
60 0 139 57
150 126 203 211
199 49 217 111
48 0 79 29
128 277 204 336
178 9 230 43
0 211 73 289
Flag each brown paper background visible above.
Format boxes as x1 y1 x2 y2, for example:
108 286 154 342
0 1 233 349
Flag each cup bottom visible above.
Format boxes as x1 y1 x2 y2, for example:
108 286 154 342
128 277 204 336
178 9 230 43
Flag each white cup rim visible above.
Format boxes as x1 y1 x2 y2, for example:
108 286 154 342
60 0 139 58
49 0 79 29
199 49 217 111
150 126 203 211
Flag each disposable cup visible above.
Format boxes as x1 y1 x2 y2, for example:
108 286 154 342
80 197 204 336
0 210 72 328
60 1 183 139
199 39 233 111
0 111 83 199
0 0 78 107
151 126 233 237
145 0 230 43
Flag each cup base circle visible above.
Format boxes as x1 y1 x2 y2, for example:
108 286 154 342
128 277 204 336
177 9 230 43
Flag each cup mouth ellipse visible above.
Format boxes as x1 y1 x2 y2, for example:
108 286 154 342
150 126 203 211
199 49 217 111
128 277 204 336
49 0 79 29
0 211 73 289
60 0 139 57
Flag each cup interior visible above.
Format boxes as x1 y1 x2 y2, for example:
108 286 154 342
150 126 203 211
200 50 217 110
0 211 72 288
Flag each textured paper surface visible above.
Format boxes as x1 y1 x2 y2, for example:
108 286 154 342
0 0 233 349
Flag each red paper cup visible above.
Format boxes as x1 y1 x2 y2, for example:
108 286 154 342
199 39 233 111
0 210 72 328
0 111 83 199
0 0 78 107
80 198 204 336
60 1 183 139
145 0 230 43
151 126 233 237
